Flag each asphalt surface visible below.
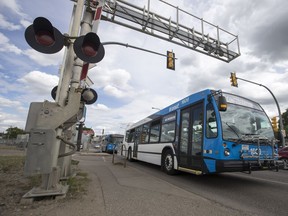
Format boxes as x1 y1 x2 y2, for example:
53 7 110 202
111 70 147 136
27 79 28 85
59 152 255 216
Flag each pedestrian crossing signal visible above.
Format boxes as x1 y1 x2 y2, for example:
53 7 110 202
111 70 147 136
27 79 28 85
167 51 175 70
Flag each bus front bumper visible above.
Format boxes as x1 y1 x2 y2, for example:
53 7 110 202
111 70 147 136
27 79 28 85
215 159 281 173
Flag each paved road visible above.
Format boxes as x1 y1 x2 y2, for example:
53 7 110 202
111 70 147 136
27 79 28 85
72 153 256 216
128 159 288 216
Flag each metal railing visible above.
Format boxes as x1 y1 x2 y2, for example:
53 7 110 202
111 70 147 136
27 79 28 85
112 144 127 167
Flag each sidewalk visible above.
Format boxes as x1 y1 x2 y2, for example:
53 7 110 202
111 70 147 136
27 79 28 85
20 152 251 216
45 153 249 216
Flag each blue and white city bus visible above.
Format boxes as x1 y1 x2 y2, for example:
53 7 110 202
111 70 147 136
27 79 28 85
124 89 279 175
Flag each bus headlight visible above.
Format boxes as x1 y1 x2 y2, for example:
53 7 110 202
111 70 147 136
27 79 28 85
224 148 230 156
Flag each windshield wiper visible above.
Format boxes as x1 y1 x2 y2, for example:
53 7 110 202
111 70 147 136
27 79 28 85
225 122 241 138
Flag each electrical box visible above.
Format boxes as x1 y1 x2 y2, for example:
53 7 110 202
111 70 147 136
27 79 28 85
24 129 59 175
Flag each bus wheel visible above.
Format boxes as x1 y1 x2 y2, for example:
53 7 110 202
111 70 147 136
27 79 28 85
162 149 176 175
127 148 134 162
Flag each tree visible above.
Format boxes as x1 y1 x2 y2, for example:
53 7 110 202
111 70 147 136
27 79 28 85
282 108 288 138
3 127 26 139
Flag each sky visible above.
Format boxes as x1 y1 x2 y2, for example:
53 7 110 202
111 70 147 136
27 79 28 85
0 0 288 135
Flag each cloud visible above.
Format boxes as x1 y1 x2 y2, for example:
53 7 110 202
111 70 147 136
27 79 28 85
22 49 64 66
89 67 135 98
0 32 22 54
205 0 288 63
0 13 21 30
0 96 21 107
91 103 110 111
0 0 26 17
17 71 59 95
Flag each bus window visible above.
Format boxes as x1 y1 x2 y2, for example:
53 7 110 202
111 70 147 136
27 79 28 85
128 129 135 143
136 126 142 141
160 122 175 142
141 124 150 143
206 103 218 138
150 120 161 142
125 131 129 142
160 112 176 142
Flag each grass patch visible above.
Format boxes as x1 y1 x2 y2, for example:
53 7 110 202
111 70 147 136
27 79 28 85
0 153 89 200
0 155 25 173
66 171 90 198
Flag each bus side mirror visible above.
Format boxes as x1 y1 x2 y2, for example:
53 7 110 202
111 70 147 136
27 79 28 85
218 95 227 111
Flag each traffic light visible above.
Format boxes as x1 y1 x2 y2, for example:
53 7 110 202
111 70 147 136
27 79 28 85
25 17 64 54
73 32 105 63
271 116 278 132
167 51 175 70
230 72 238 87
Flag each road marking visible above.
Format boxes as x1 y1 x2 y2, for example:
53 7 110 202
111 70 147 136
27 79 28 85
229 172 288 186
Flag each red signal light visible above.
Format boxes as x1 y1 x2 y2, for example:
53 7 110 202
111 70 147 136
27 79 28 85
35 31 55 47
25 17 64 54
82 42 97 57
74 32 104 63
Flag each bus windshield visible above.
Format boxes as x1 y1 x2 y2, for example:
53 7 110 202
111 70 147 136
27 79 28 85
109 136 123 145
217 93 274 141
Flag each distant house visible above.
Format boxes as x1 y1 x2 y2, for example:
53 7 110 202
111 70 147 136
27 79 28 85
82 129 94 136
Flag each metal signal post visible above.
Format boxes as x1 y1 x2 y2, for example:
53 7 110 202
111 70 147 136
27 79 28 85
23 0 105 199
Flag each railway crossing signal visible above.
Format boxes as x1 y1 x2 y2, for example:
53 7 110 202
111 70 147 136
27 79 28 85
81 88 98 105
73 32 105 63
25 17 103 106
25 17 64 54
51 85 98 105
25 17 105 64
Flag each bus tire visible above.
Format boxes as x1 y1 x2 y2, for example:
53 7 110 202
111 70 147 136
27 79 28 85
162 149 176 175
127 148 134 162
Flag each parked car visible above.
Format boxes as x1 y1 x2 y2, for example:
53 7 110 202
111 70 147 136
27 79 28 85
106 143 118 154
93 143 102 153
278 146 288 169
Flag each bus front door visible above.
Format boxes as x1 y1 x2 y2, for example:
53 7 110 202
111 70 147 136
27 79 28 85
133 139 138 158
179 102 203 171
133 127 142 158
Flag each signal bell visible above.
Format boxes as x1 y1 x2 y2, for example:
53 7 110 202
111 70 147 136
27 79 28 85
73 32 105 63
81 88 98 105
25 17 64 54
